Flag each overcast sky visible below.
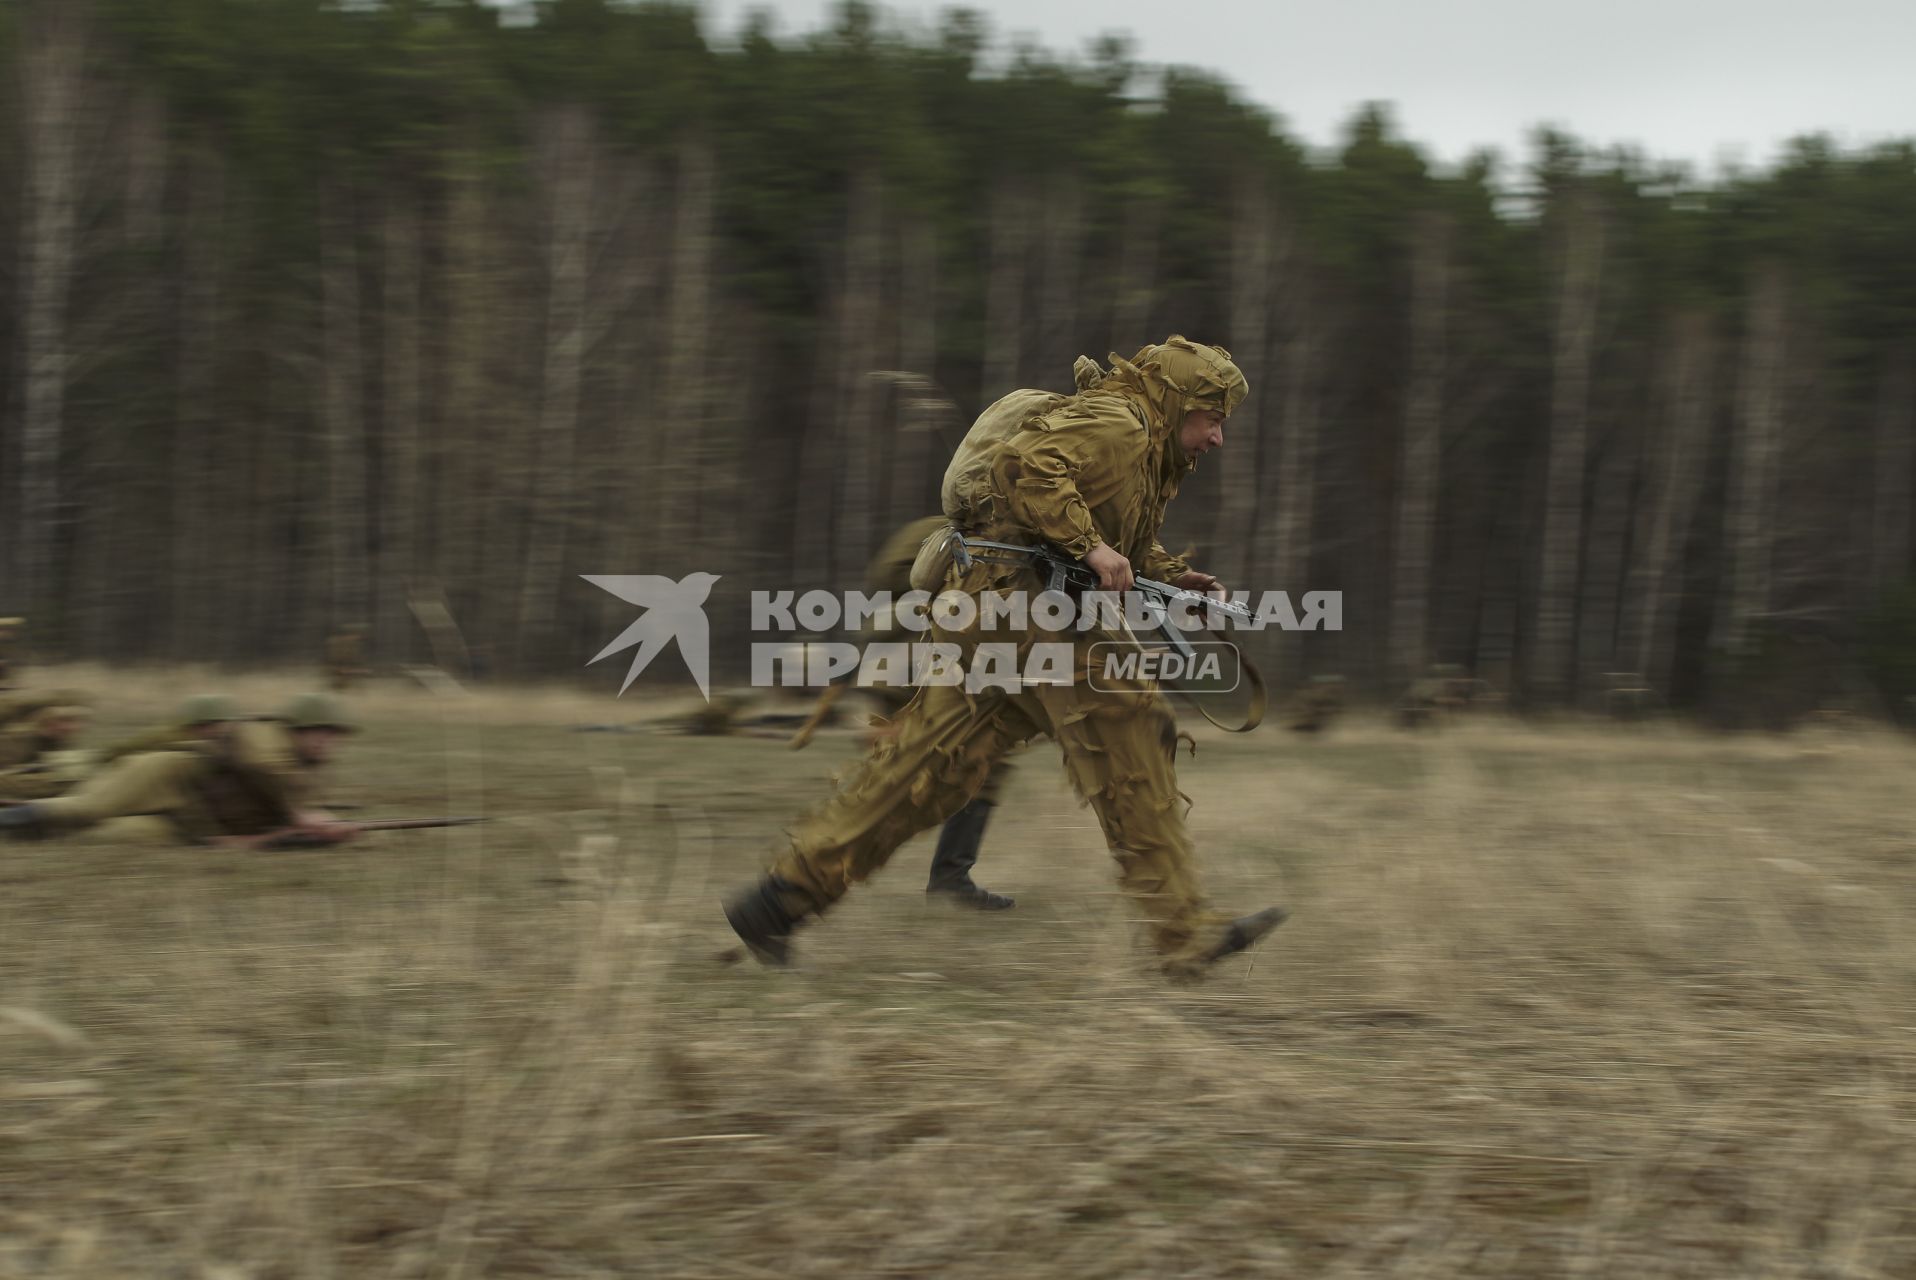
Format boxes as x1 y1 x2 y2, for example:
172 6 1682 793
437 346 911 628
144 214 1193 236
643 0 1914 173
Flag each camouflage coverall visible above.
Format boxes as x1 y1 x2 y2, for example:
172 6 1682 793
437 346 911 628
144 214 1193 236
764 338 1251 971
863 515 1015 897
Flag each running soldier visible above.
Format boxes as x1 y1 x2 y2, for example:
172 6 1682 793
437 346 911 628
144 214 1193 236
723 338 1286 979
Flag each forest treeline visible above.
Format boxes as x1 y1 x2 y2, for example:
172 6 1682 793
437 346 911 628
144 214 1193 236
2 0 1914 719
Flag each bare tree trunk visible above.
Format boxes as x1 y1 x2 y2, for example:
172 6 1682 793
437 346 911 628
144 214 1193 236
1271 325 1321 685
1038 170 1082 377
659 136 714 559
14 2 89 626
888 215 942 527
1217 180 1274 590
1716 265 1788 656
982 178 1031 401
1871 347 1913 590
1579 418 1637 686
515 105 595 667
80 87 166 655
1628 309 1714 687
381 184 423 664
609 157 669 586
791 331 839 591
835 166 886 576
437 142 496 634
1389 211 1450 685
1533 196 1605 703
791 167 889 588
171 145 225 656
1110 197 1161 353
321 178 370 638
698 299 754 666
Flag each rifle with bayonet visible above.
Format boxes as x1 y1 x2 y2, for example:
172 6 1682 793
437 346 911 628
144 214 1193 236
256 815 485 851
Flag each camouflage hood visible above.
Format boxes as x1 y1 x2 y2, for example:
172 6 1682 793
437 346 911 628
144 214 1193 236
1075 335 1248 469
1084 337 1247 417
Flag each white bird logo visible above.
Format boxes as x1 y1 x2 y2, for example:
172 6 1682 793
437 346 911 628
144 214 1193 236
582 572 721 699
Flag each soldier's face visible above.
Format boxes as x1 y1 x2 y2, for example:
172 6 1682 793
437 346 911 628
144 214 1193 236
292 727 342 765
1179 409 1226 457
195 720 233 745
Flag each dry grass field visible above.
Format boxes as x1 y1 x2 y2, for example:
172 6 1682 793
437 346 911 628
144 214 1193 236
4 667 1915 1278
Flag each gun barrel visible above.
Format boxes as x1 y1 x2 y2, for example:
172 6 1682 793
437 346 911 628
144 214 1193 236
1134 578 1255 625
356 816 488 832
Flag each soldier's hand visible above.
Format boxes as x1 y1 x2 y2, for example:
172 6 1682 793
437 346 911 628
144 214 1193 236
1173 570 1228 601
1084 544 1135 593
297 818 360 846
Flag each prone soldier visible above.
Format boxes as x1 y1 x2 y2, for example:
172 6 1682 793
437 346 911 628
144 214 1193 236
98 694 241 762
0 694 359 847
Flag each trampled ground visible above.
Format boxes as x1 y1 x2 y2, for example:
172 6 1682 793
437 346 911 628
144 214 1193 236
4 669 1914 1277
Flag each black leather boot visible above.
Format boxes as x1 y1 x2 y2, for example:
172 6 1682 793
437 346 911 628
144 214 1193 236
722 874 807 967
1200 906 1288 964
1165 906 1289 981
925 798 1014 910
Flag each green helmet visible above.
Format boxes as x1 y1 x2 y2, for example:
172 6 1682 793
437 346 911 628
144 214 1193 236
178 694 239 726
276 692 357 733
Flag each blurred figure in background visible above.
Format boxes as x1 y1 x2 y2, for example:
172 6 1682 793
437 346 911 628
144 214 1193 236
0 701 94 802
1288 675 1346 733
326 623 370 691
0 695 91 766
0 618 24 690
